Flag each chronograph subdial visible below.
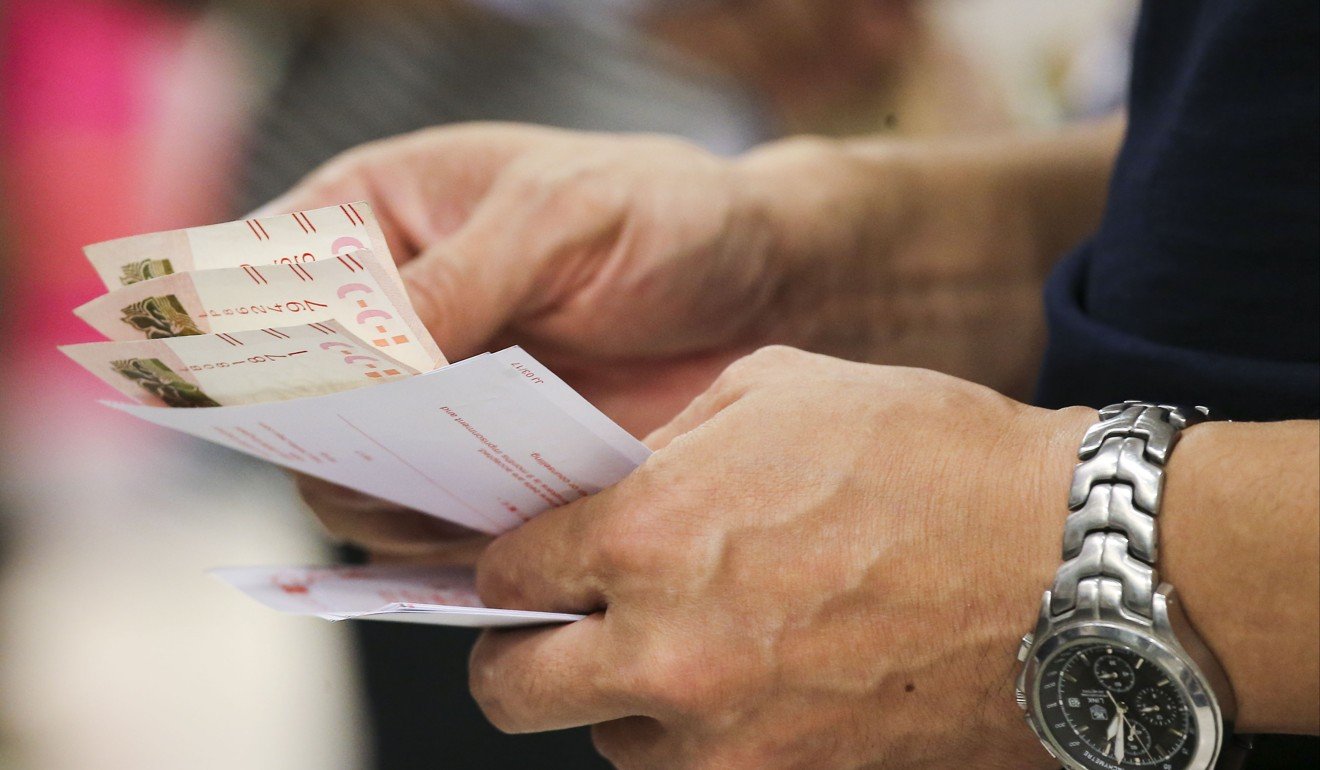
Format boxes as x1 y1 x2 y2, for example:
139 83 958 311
1134 685 1184 728
1093 654 1137 692
1122 720 1155 760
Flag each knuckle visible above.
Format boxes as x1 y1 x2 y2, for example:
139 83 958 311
496 162 566 209
690 747 764 770
593 517 669 578
590 723 630 765
587 471 709 580
628 643 718 717
473 541 524 608
719 345 807 388
470 635 568 736
467 648 518 733
745 344 809 370
590 720 665 770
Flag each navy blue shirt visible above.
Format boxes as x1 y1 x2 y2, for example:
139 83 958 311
1036 0 1319 421
1035 1 1318 766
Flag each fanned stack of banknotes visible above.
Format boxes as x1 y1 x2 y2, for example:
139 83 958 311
64 203 649 627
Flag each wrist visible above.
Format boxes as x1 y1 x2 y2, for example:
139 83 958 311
1163 419 1320 734
1012 404 1103 623
732 135 916 351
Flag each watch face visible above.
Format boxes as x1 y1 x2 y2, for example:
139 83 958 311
1035 641 1199 769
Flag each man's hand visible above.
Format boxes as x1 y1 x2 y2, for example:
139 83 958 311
257 123 826 436
471 346 1095 769
259 124 840 554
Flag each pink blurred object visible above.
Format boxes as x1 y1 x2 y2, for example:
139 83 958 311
2 0 257 404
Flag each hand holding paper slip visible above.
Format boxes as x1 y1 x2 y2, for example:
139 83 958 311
68 203 651 627
112 346 650 535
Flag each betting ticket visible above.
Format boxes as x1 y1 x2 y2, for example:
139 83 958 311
212 564 583 628
110 347 650 535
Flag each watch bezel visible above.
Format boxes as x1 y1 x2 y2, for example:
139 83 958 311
1022 619 1223 770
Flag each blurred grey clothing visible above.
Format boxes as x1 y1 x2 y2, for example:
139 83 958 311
235 3 773 769
239 0 772 209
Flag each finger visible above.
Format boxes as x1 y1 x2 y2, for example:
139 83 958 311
591 717 670 770
397 170 584 359
641 362 754 451
253 124 574 270
247 158 419 266
475 489 614 614
640 381 744 452
642 345 813 450
470 615 644 733
295 474 485 557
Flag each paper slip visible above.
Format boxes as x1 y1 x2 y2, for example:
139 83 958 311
211 565 583 628
83 202 396 289
110 347 651 535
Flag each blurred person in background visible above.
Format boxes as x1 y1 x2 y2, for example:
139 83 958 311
235 2 1016 768
238 0 1008 207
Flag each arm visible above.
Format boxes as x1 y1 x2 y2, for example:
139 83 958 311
737 116 1123 397
1164 419 1320 733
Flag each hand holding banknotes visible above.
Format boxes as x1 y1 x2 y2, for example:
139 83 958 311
255 123 909 435
259 124 867 555
469 347 1091 769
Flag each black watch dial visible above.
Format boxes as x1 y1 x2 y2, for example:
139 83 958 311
1036 642 1199 769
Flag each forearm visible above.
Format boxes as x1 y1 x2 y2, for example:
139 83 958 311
735 118 1122 395
1164 419 1320 734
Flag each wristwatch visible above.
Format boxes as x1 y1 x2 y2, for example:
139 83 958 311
1015 402 1251 770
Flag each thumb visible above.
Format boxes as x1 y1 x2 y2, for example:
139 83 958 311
642 346 797 450
399 203 546 361
642 368 750 451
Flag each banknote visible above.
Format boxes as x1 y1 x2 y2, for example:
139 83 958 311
61 320 418 407
74 249 444 372
83 202 398 289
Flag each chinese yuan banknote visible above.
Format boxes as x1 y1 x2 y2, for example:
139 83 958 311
74 249 443 372
83 202 397 289
60 320 418 407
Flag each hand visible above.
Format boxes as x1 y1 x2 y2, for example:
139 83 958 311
257 123 827 435
471 346 1096 769
293 475 490 563
259 123 857 554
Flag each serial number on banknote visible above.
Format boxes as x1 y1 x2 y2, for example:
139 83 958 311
186 351 312 370
202 301 331 316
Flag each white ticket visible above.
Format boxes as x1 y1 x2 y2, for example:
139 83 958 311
211 564 583 628
109 348 650 534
